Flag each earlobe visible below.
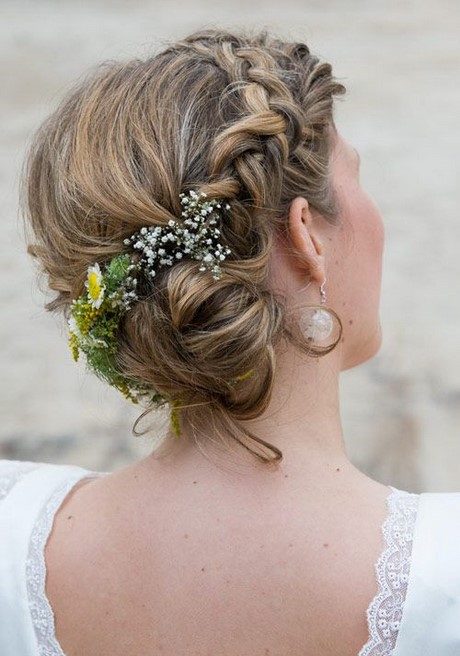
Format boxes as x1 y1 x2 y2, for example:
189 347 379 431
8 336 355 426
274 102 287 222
288 197 326 285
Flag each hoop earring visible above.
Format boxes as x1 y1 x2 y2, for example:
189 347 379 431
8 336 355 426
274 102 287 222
299 279 343 352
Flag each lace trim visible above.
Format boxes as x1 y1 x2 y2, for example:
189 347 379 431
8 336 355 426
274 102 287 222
0 460 45 501
25 470 108 656
358 486 420 656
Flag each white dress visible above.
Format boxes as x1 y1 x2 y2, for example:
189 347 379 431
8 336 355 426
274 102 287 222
0 458 459 655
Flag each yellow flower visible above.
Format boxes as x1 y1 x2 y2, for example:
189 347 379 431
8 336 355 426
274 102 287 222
68 331 80 362
170 400 182 436
229 369 255 385
235 369 254 382
85 263 105 309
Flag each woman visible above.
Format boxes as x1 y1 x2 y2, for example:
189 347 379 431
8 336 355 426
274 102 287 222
1 28 458 656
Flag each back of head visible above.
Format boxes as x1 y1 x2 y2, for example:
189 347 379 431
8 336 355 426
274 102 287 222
21 28 345 464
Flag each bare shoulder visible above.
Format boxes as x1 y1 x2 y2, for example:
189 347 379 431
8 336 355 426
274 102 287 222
45 461 393 656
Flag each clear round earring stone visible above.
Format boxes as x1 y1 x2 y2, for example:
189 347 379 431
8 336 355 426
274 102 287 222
300 308 334 342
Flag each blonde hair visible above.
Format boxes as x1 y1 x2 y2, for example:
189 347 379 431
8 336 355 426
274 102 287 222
20 29 346 464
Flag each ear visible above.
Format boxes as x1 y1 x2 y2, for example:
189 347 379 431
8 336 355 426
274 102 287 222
288 196 326 285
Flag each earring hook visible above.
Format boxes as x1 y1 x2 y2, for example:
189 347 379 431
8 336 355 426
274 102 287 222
320 278 327 305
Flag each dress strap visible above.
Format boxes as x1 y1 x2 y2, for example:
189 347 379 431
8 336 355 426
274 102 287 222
393 491 460 656
0 462 102 656
359 486 420 656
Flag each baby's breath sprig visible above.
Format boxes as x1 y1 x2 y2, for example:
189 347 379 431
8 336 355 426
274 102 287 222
125 191 232 281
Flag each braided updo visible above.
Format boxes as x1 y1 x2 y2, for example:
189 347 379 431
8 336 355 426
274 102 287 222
21 29 346 464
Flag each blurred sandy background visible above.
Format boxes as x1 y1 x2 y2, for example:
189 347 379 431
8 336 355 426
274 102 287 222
1 0 459 492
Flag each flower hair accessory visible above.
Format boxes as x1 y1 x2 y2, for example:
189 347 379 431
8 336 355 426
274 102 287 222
67 190 232 414
125 190 232 281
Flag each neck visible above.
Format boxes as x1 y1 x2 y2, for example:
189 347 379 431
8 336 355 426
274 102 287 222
151 341 361 484
242 342 349 473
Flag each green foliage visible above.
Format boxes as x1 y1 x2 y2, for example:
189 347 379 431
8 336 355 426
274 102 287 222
104 254 132 296
68 255 163 405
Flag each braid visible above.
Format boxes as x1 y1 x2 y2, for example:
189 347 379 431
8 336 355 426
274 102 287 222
176 33 306 210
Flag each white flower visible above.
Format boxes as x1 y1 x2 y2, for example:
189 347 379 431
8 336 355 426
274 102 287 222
68 316 82 339
85 263 105 309
85 334 108 348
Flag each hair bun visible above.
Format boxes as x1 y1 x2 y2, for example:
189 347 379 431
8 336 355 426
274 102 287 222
118 263 284 417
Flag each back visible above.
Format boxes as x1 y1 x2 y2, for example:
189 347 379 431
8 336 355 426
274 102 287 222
41 457 406 656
